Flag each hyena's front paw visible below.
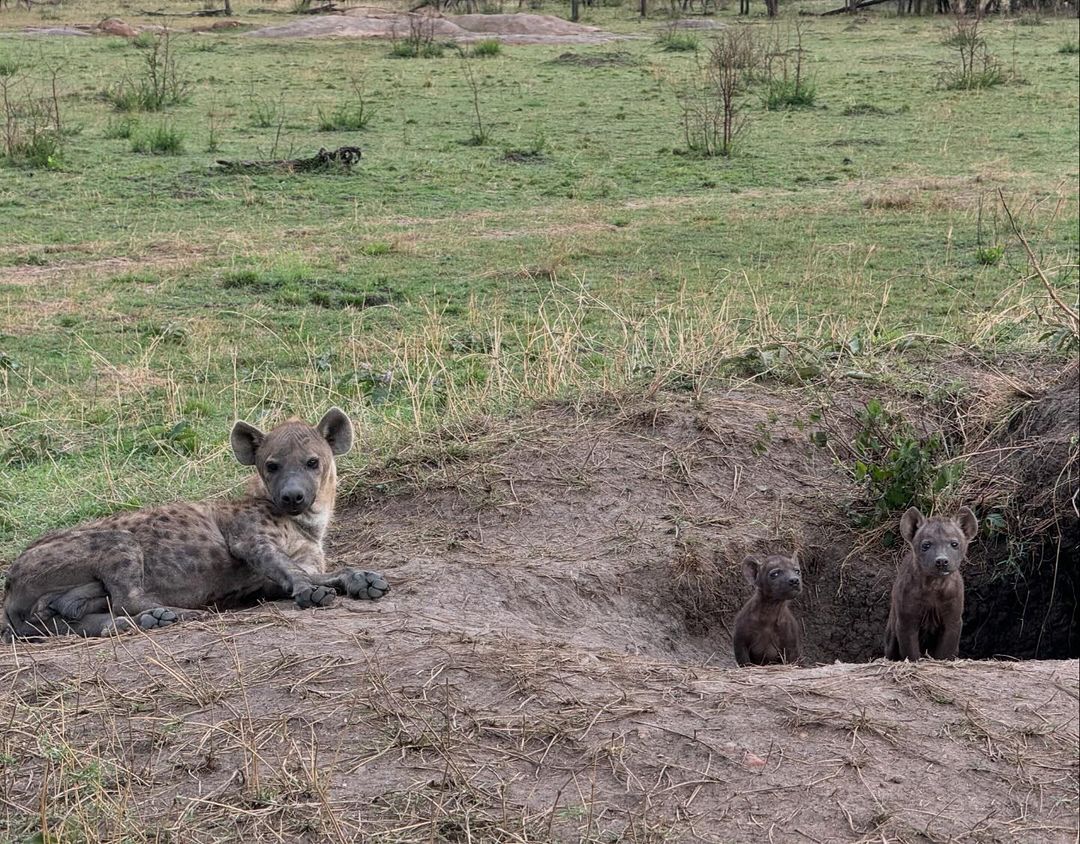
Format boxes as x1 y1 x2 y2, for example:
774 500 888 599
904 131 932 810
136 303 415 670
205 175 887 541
294 585 337 609
136 607 194 629
343 570 390 601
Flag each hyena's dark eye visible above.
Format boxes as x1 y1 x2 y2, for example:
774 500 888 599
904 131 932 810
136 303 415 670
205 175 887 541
922 542 932 550
950 541 959 548
266 461 280 473
770 570 780 578
306 457 320 469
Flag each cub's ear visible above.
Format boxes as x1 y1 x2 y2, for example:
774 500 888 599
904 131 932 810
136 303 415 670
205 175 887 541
955 506 978 542
741 555 763 586
899 507 924 546
231 421 265 466
789 550 800 568
317 407 354 456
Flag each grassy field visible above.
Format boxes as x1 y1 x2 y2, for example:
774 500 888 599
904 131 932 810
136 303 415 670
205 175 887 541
0 3 1077 562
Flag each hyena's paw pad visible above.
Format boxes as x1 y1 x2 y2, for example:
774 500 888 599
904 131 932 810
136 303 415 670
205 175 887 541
136 608 183 629
344 570 390 601
295 585 337 609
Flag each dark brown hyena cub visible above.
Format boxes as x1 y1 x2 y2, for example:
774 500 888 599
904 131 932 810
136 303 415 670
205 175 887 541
733 553 802 667
884 506 978 662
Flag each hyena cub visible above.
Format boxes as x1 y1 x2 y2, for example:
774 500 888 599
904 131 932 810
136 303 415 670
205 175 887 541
2 408 389 640
884 506 978 661
733 553 802 667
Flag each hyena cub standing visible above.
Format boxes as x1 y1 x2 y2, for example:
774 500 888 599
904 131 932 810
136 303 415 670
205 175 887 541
884 506 978 661
733 553 803 667
2 408 389 640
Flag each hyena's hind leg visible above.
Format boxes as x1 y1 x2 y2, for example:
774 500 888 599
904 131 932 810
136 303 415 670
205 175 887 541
6 530 196 639
43 581 110 620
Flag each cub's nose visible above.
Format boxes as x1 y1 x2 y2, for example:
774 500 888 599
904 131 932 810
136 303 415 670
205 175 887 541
935 556 950 571
788 575 801 587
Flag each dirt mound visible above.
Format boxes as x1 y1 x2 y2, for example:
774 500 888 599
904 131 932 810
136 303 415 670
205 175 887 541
247 11 623 44
1 613 1075 840
2 357 1077 839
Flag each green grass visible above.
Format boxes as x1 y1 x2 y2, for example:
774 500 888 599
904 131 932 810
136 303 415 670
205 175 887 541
761 78 817 110
130 123 184 154
655 30 699 52
0 9 1077 559
469 39 503 58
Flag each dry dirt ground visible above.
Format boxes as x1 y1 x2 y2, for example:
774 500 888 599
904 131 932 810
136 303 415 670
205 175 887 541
2 356 1077 842
245 12 625 44
20 11 624 43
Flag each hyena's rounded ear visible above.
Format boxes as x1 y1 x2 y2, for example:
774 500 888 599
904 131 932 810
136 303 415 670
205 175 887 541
955 506 978 541
317 407 354 456
899 507 924 545
741 556 762 586
231 421 265 466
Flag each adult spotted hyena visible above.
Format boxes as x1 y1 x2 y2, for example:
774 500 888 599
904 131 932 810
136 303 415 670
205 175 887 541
2 408 389 639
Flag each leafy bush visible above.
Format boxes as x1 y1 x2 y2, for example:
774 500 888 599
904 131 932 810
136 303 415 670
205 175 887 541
1059 41 1079 55
975 244 1005 266
845 399 961 525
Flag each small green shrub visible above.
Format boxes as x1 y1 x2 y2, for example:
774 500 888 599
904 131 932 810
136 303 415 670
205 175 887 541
103 30 190 111
975 244 1005 266
0 60 19 77
1059 41 1080 55
762 78 816 110
656 31 699 53
316 102 372 131
132 32 158 49
945 65 1006 91
360 241 392 256
389 41 444 58
250 98 281 129
845 399 961 525
131 123 184 154
104 116 138 139
470 39 502 57
7 132 62 169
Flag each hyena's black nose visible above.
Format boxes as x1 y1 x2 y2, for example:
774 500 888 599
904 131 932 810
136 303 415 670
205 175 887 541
935 556 950 570
788 575 801 586
281 488 307 509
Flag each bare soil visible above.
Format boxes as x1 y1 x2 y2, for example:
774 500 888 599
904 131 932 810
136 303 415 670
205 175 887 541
1 356 1077 841
246 11 624 44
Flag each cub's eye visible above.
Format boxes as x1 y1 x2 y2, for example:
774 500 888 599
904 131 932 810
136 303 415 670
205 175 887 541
921 542 932 551
265 461 280 473
306 457 320 469
770 570 780 578
950 541 959 548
